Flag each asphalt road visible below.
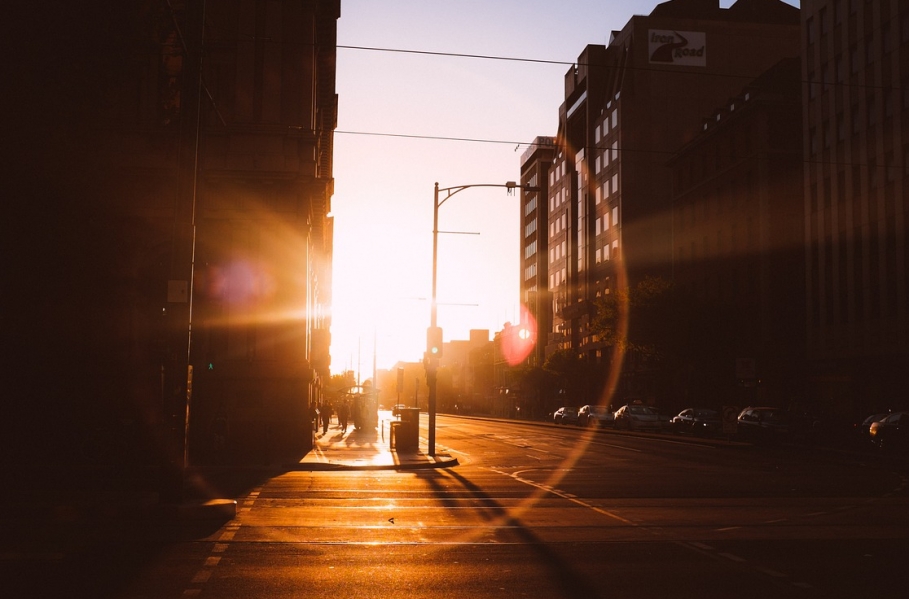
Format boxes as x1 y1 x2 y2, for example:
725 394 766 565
6 415 909 598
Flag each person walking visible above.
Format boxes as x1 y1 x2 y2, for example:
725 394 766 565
338 400 350 433
321 400 332 434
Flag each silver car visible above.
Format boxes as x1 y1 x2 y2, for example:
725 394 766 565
613 404 663 432
579 404 615 428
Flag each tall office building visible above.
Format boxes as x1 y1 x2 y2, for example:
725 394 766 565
519 137 556 368
801 0 909 414
537 0 800 392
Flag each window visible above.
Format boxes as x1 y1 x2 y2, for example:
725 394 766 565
525 241 537 259
524 218 537 238
612 206 618 228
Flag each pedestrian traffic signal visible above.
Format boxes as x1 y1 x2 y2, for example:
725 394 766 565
426 326 443 357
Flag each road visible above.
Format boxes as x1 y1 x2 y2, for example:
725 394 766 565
7 415 909 598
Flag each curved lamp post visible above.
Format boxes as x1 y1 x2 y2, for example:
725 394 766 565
427 181 539 455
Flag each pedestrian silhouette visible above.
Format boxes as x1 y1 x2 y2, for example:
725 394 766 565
321 401 332 434
338 400 350 432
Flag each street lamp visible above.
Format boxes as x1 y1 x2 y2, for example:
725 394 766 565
427 181 540 455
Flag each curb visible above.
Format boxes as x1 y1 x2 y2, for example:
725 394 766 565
289 457 460 472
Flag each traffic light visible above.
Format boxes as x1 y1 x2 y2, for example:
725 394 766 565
426 326 443 357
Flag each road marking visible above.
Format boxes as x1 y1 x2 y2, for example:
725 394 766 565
489 467 637 526
190 570 212 584
756 567 786 578
719 552 746 563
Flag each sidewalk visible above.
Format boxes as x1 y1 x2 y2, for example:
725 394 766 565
294 417 458 471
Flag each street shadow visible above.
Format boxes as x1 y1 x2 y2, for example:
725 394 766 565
412 467 603 598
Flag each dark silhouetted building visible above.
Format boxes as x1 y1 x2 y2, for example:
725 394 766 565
669 57 805 409
5 1 339 466
801 0 909 417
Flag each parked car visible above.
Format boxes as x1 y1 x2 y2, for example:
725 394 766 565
855 412 889 440
869 411 909 453
736 407 791 443
578 405 614 428
553 407 579 425
671 408 722 436
613 404 663 432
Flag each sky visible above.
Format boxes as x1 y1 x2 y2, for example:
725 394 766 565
329 0 799 376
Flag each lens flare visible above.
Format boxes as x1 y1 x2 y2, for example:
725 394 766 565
501 305 537 366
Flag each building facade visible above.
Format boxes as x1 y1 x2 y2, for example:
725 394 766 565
670 57 806 409
534 0 801 402
97 0 339 464
519 137 556 368
801 0 909 416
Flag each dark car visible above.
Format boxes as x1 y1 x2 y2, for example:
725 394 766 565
671 408 722 436
553 407 579 425
855 412 889 440
736 406 791 443
869 411 909 453
578 404 614 428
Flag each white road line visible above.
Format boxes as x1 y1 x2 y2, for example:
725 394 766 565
718 552 746 563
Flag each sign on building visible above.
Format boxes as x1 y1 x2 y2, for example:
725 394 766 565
648 30 707 67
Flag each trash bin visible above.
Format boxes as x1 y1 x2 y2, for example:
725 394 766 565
395 407 420 451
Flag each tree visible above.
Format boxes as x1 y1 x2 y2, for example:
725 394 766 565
591 276 677 360
542 349 602 407
589 276 684 404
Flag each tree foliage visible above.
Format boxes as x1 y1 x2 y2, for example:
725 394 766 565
591 276 676 361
